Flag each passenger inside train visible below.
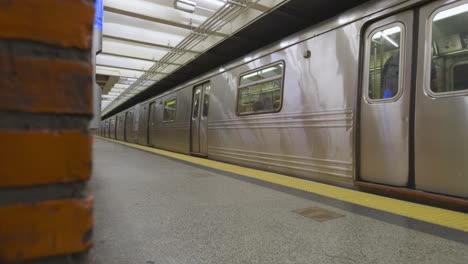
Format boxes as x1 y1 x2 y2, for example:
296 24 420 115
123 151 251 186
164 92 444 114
369 26 401 100
382 52 400 98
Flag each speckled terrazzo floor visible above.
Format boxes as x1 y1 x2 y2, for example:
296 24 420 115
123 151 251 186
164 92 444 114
88 138 468 264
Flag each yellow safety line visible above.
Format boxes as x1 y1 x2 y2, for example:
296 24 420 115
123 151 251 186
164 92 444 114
96 136 468 232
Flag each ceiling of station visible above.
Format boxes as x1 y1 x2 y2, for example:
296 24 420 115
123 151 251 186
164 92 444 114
101 0 372 119
98 0 289 114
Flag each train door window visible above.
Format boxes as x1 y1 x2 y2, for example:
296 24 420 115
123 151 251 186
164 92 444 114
119 115 124 136
429 3 468 95
151 103 157 122
149 102 156 128
192 90 200 118
163 98 177 122
367 25 403 100
202 85 211 117
237 62 284 115
125 111 133 139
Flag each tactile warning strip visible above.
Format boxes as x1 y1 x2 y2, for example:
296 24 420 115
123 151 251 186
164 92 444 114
96 137 468 232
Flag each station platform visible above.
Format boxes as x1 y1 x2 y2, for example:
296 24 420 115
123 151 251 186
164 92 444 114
89 138 468 264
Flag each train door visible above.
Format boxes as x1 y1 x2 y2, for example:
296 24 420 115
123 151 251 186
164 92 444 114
148 102 157 146
359 11 414 186
414 0 468 198
191 82 211 155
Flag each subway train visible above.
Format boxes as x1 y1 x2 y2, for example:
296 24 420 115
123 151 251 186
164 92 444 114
100 0 468 200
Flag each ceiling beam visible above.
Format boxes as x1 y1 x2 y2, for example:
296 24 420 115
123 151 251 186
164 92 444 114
251 3 270 13
250 0 291 12
96 64 170 76
97 66 143 79
97 63 146 73
103 35 200 54
100 52 182 66
104 6 229 38
102 76 120 95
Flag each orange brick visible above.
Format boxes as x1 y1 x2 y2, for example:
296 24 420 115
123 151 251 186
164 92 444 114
0 131 91 187
0 0 94 49
0 198 93 262
0 55 92 114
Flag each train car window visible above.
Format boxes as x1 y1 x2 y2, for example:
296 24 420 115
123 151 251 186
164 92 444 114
430 3 468 94
237 62 284 115
163 98 177 122
202 85 211 117
368 25 402 100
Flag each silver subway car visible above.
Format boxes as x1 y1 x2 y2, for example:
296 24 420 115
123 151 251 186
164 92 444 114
102 0 468 200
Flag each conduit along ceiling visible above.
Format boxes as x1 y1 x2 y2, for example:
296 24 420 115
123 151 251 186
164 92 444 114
98 0 289 116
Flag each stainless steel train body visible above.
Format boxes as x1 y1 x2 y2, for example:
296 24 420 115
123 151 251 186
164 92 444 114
100 0 468 199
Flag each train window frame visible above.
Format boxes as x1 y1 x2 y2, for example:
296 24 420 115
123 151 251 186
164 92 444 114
364 22 406 104
162 97 177 123
236 61 285 116
424 1 468 98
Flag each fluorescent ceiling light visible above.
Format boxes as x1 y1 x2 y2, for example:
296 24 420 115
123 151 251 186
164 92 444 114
174 0 196 13
196 5 216 12
102 95 118 99
242 71 258 79
434 3 468 21
382 34 399 48
111 89 126 93
242 66 280 80
372 26 401 40
205 0 226 5
372 26 400 47
261 66 278 75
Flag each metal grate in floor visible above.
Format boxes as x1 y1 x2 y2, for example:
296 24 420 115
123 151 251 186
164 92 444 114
189 172 216 178
293 206 345 222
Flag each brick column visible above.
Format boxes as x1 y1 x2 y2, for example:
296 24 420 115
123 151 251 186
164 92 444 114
0 1 95 263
